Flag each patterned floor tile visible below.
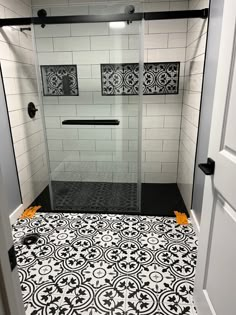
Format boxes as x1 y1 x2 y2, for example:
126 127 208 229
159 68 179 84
12 213 198 315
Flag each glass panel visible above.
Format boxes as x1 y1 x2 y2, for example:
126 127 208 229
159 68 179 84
33 3 143 213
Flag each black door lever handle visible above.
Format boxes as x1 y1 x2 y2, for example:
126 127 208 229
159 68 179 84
198 158 215 175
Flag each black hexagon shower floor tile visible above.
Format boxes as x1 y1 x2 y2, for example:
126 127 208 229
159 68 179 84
12 213 198 315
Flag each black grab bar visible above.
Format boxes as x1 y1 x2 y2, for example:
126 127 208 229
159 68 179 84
62 119 120 126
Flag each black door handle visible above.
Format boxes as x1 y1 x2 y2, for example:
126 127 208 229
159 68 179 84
198 158 215 175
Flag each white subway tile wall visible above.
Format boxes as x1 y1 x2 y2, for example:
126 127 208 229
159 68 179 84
0 0 49 209
177 0 209 209
32 0 189 184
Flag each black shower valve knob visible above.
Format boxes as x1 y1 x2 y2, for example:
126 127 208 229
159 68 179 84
28 102 38 118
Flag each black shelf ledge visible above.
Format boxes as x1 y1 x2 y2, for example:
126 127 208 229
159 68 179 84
62 120 120 126
0 9 209 27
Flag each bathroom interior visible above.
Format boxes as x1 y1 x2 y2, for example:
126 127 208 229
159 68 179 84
0 0 210 314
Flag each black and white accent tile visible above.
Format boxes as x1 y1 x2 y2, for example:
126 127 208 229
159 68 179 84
101 62 180 96
41 65 79 96
13 213 198 314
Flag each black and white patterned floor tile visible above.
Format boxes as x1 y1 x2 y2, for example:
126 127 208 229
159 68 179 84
12 213 198 315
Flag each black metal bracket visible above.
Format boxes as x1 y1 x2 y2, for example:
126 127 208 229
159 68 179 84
0 9 209 27
198 158 215 175
62 119 120 126
8 245 17 271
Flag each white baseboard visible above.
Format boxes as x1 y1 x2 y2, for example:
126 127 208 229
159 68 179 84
189 209 200 236
9 204 24 225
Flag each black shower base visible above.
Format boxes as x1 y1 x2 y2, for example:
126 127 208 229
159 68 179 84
31 181 188 217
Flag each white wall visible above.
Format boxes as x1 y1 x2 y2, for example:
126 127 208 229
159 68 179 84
177 0 209 209
0 0 49 209
32 0 188 184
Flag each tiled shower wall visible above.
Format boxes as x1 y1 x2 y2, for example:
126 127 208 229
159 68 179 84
32 0 188 184
177 0 209 209
0 0 48 210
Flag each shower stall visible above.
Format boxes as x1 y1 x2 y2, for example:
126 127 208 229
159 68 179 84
0 1 209 216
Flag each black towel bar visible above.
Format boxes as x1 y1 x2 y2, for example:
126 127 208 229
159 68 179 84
62 119 120 125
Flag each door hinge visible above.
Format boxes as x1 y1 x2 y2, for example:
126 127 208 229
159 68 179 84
8 245 17 271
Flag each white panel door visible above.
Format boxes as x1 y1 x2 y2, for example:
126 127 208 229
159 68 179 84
194 1 236 314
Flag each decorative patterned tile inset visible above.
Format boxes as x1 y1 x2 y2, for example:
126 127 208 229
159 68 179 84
13 213 198 315
41 65 79 96
101 62 180 96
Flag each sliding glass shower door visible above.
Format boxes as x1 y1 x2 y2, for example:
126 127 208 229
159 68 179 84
34 5 143 213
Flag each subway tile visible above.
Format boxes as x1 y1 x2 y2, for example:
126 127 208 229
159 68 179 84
143 116 164 128
146 103 182 116
93 93 128 105
144 2 169 12
36 38 53 52
97 161 128 173
79 129 111 140
64 161 96 172
111 104 139 117
149 20 187 34
164 116 181 128
162 162 178 173
144 172 177 183
147 48 186 62
58 93 93 105
112 129 138 140
109 21 140 35
96 140 128 151
78 65 92 78
80 172 112 182
110 50 139 63
44 105 76 116
51 171 81 182
170 1 189 10
113 173 137 183
183 90 201 110
142 140 163 152
91 35 128 50
128 140 138 152
77 105 111 116
146 151 178 162
79 78 100 92
146 128 180 140
63 140 95 151
49 150 80 162
38 52 73 65
50 161 65 173
128 117 138 128
185 54 205 76
53 37 90 51
168 33 187 48
46 129 78 140
163 140 179 152
50 5 89 16
12 119 42 142
129 34 168 49
186 33 207 61
71 23 109 36
73 51 109 64
113 151 138 162
91 65 101 79
35 24 71 38
47 140 63 150
80 151 113 161
181 117 198 143
142 162 162 173
45 117 61 128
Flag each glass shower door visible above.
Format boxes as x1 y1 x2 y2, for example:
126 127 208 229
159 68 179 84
34 4 143 213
